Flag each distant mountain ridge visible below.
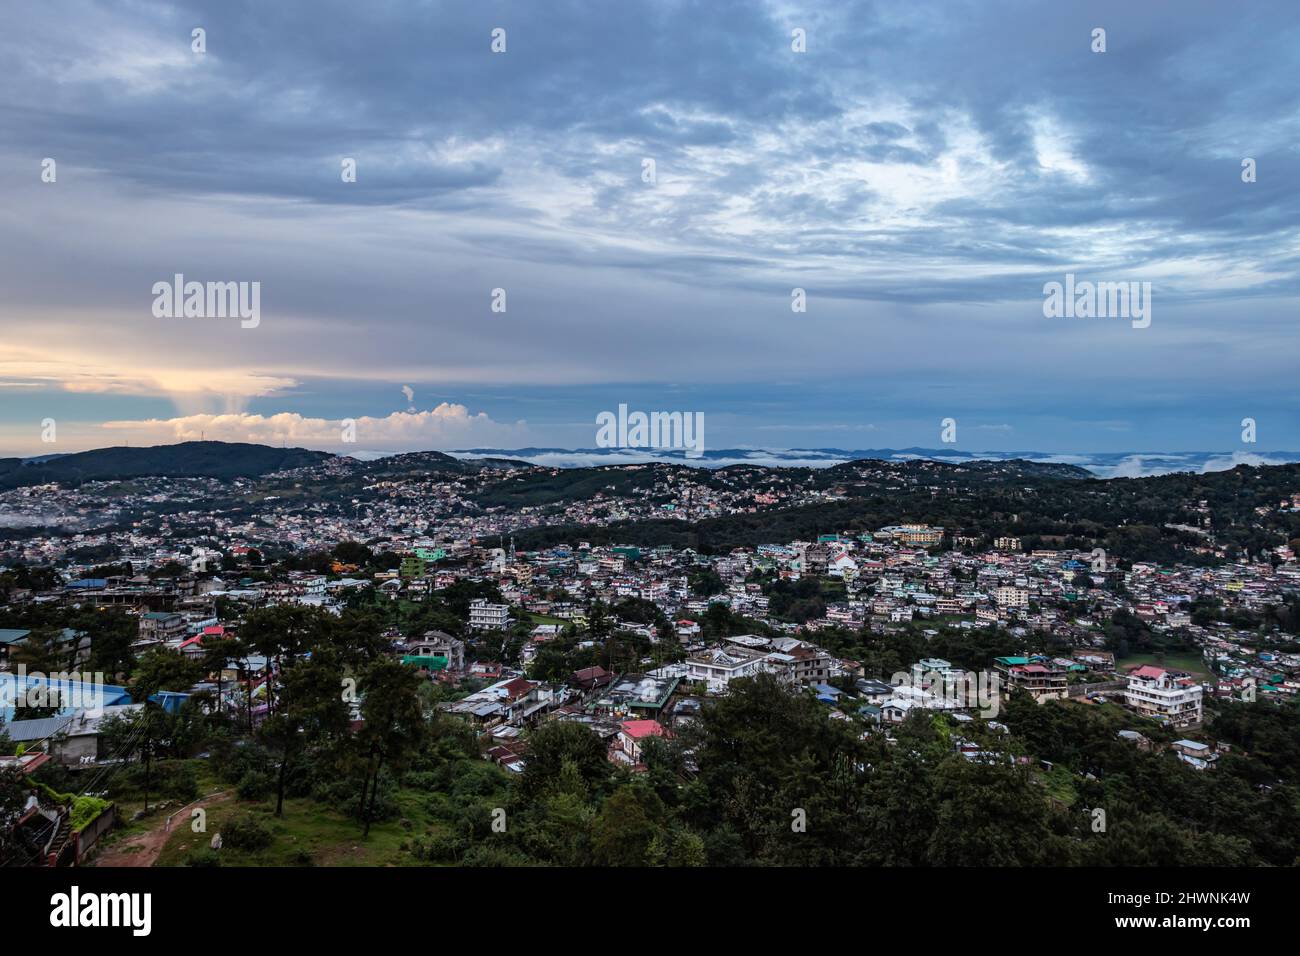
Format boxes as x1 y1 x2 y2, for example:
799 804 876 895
5 441 1298 489
452 446 1300 478
0 441 536 489
0 441 333 488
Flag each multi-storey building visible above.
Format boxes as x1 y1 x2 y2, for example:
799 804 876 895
1124 666 1203 727
407 630 466 672
686 646 771 693
994 656 1068 701
136 611 187 647
995 586 1029 609
881 524 944 546
766 639 833 686
468 598 509 631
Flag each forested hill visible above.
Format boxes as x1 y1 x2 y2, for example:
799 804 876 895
0 441 333 488
513 460 1300 564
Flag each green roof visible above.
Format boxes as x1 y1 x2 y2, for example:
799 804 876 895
995 656 1030 666
401 655 448 670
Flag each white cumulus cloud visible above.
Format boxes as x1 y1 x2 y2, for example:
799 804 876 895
99 404 530 452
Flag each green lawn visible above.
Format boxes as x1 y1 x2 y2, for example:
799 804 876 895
1037 764 1079 807
527 613 566 626
155 787 448 867
1118 652 1210 679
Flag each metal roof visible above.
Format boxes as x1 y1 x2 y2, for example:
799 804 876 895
3 715 73 742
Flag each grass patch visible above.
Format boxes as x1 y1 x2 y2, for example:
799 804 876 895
1038 764 1079 807
1119 652 1209 678
155 787 448 867
527 613 566 626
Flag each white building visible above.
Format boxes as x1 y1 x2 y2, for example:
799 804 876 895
1124 666 1202 727
686 646 771 694
468 598 510 631
995 586 1029 608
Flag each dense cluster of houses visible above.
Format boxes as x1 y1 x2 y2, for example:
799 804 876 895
3 462 1297 865
5 507 1297 770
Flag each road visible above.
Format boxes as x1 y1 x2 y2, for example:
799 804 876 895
90 790 232 868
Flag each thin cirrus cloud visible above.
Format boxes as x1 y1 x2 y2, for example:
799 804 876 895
0 0 1297 456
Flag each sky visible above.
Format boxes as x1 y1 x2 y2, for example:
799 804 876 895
1 0 1298 459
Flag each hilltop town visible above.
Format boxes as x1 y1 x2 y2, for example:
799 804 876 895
1 444 1298 867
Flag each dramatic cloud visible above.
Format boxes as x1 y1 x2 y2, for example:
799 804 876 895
0 344 296 400
1 0 1297 455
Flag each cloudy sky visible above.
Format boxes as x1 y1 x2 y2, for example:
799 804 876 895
2 0 1298 458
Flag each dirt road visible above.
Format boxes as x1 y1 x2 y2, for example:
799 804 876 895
91 790 231 868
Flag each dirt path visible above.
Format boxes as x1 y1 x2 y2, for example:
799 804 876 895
91 790 232 868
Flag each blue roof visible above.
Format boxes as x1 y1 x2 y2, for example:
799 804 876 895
1 673 190 721
5 715 74 742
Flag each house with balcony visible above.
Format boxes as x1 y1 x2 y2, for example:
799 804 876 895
1124 666 1203 727
994 656 1068 702
135 611 186 650
766 638 833 686
468 598 510 631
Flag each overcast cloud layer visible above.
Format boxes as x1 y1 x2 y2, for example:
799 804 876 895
1 0 1298 456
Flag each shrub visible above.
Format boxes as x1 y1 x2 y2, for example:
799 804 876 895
461 842 534 866
409 831 467 863
312 773 399 824
69 796 111 831
221 812 273 851
236 770 273 801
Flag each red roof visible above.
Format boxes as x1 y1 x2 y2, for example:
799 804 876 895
499 677 535 699
620 719 665 740
1129 665 1166 679
0 752 51 775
